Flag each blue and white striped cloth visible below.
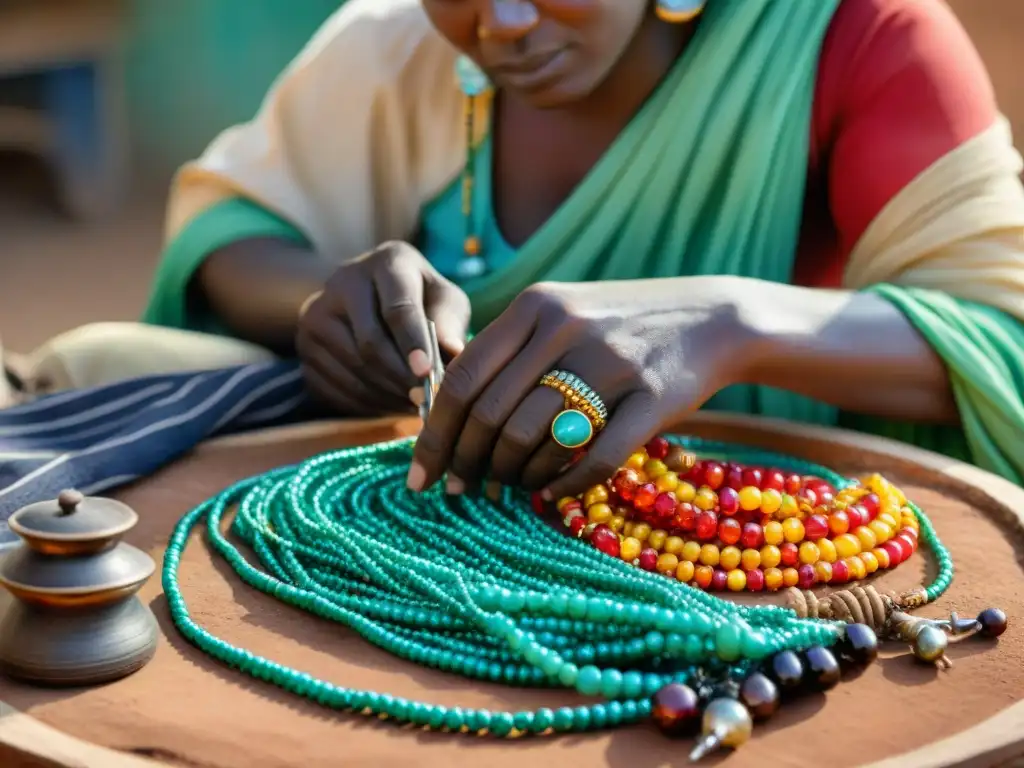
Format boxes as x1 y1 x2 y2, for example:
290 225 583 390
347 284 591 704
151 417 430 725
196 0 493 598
0 361 310 546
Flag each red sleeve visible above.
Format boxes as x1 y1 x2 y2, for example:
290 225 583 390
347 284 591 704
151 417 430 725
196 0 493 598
812 0 1000 258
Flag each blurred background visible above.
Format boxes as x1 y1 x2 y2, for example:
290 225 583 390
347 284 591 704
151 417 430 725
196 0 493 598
0 0 1021 354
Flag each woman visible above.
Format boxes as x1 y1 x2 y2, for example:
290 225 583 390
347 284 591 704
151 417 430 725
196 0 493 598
145 0 1024 500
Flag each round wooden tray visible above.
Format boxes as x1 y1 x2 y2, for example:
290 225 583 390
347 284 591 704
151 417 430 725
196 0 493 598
2 413 1023 768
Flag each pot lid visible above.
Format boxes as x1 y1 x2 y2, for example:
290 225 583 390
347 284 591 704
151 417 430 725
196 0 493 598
8 490 137 543
0 542 154 594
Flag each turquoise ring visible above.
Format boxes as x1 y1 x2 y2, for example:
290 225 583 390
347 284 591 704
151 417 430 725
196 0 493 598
539 371 608 450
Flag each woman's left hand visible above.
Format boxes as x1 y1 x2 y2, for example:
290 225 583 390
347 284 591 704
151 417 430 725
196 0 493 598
407 277 758 499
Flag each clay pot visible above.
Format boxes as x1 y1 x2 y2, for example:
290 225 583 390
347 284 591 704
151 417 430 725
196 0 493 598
0 489 158 686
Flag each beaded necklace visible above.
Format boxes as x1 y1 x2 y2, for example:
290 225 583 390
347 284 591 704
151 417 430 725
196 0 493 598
164 436 998 760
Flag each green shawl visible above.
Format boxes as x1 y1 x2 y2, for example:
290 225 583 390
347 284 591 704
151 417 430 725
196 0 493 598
144 0 1024 484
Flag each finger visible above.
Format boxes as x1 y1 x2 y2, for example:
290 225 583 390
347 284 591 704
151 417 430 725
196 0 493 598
300 359 378 417
541 392 658 501
425 277 471 358
447 336 560 487
335 277 415 387
520 437 577 492
298 330 409 414
409 309 537 491
487 385 565 487
307 311 407 399
374 257 434 377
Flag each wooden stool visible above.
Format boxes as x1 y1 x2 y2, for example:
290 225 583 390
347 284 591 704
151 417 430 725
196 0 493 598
0 0 128 221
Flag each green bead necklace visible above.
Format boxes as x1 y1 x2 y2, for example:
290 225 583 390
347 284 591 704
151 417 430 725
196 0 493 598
163 436 954 741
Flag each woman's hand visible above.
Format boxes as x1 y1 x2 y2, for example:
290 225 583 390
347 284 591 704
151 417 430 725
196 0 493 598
407 277 757 497
296 241 471 416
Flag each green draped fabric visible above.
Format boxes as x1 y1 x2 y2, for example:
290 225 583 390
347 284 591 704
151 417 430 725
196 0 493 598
143 0 1024 485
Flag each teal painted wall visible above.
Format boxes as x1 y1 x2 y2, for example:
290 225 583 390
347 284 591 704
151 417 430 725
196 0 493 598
123 0 339 174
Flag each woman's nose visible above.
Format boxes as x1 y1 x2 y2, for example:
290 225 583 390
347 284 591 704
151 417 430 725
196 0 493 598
478 0 540 42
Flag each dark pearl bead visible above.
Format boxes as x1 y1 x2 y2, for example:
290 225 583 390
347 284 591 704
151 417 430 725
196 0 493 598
803 646 841 690
651 683 701 736
768 650 804 691
739 672 780 721
837 623 879 667
977 608 1008 638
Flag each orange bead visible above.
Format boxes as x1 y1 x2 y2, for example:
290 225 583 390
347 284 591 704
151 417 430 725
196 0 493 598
740 548 761 570
817 537 837 563
872 547 891 569
719 546 742 571
834 533 862 559
726 569 747 592
854 526 878 551
587 503 613 524
582 485 610 508
759 544 782 569
699 544 721 567
738 486 762 512
676 560 695 583
676 482 697 503
763 567 784 591
694 565 714 589
782 518 805 544
814 560 834 583
859 551 879 574
798 541 820 565
763 521 785 546
694 488 718 511
846 556 867 581
828 511 850 536
760 489 783 516
782 567 800 588
657 553 679 575
464 235 481 255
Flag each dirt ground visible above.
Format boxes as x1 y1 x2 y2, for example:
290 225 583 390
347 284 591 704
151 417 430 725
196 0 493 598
0 1 1021 355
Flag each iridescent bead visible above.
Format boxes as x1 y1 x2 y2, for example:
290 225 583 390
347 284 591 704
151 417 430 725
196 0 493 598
651 683 700 736
768 650 804 691
803 646 841 690
977 608 1008 638
837 623 878 667
739 672 780 720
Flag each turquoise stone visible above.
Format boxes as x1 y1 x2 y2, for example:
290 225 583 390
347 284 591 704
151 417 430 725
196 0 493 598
551 409 593 448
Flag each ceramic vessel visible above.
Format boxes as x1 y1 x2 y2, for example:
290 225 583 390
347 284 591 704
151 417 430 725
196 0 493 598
0 489 158 686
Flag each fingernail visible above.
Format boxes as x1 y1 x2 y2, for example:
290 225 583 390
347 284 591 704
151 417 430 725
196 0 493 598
540 489 553 502
408 349 431 378
409 387 425 406
446 475 466 495
407 462 426 492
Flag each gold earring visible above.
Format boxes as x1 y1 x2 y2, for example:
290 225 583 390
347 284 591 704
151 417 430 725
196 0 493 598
655 0 706 23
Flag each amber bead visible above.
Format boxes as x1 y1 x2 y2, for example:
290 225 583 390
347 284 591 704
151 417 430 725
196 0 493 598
634 483 658 512
719 518 742 546
813 560 833 583
676 560 695 583
652 683 701 737
759 544 782 568
620 537 642 563
740 548 761 570
740 672 780 720
781 567 799 588
726 569 747 592
782 518 805 544
817 537 837 563
763 521 784 546
738 486 762 512
768 650 804 691
763 567 784 591
837 623 879 667
803 646 841 690
828 510 851 536
694 488 718 511
719 546 742 571
694 565 714 589
977 608 1008 638
760 489 783 515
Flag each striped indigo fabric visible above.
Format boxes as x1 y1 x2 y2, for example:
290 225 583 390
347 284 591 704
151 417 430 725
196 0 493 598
0 361 310 546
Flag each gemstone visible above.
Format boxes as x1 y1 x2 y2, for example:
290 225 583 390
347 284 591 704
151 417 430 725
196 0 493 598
551 409 593 449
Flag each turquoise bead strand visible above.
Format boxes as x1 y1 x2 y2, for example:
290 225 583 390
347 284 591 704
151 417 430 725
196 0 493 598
162 436 952 737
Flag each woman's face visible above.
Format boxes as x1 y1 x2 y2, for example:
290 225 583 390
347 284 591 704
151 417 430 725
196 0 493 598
422 0 649 108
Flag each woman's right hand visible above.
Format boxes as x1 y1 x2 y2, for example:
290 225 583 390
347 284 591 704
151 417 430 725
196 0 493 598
295 241 471 416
